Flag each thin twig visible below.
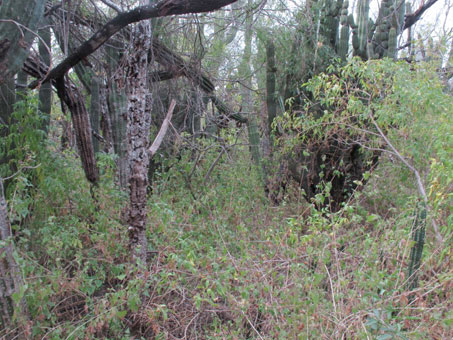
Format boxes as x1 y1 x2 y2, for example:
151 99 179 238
204 148 226 182
370 113 443 244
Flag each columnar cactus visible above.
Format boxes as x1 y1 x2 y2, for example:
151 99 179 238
355 0 370 59
407 204 426 294
321 0 404 61
386 27 397 59
338 0 350 59
320 0 344 48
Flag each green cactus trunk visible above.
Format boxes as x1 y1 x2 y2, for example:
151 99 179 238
323 0 343 48
356 0 370 59
242 0 264 183
90 76 101 154
38 22 52 133
338 0 350 60
266 39 277 137
406 203 426 297
386 27 397 59
106 44 129 189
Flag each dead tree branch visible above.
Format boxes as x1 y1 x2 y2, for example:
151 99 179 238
149 99 176 157
404 0 439 30
370 114 443 244
29 0 238 88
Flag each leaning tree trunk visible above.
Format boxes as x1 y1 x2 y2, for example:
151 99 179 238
0 177 24 333
126 1 152 264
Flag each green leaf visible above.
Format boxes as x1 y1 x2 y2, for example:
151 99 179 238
117 310 127 319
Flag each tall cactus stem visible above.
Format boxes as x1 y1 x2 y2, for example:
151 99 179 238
357 0 370 58
406 203 426 299
387 27 397 59
338 0 350 60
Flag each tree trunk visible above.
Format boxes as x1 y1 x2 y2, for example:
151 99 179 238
0 177 24 333
126 2 152 264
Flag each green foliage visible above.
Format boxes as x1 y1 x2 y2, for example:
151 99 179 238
2 25 451 340
277 58 452 191
4 108 451 339
0 93 48 226
0 94 47 181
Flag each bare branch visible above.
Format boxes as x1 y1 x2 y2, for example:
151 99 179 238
149 99 176 157
28 0 238 89
404 0 439 30
370 114 443 244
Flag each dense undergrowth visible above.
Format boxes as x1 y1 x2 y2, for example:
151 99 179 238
1 60 452 339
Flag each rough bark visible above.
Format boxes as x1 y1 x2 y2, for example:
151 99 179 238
29 0 239 88
0 177 24 332
126 13 152 264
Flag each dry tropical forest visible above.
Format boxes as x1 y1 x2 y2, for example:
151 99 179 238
0 0 452 339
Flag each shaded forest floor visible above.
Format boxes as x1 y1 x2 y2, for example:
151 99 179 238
4 137 451 340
